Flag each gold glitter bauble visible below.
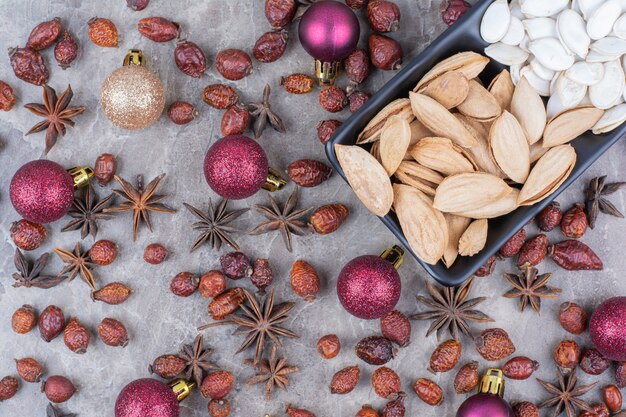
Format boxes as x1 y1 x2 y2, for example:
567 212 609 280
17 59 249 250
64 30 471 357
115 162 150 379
100 63 165 130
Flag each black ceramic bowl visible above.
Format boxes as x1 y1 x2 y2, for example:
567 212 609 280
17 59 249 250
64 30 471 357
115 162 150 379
326 0 626 287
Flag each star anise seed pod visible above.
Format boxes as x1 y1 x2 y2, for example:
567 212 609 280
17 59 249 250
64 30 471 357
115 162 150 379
249 84 285 139
183 199 249 252
54 242 97 291
47 403 76 417
104 174 176 241
179 334 218 388
410 278 494 340
12 249 65 289
24 84 85 155
62 184 115 239
585 176 625 229
245 344 299 400
249 187 314 252
537 369 597 417
503 266 561 315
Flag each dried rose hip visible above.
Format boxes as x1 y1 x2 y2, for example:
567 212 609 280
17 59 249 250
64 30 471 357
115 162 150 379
208 399 231 417
144 243 168 264
502 356 539 380
0 376 19 401
356 405 380 417
349 91 371 113
175 40 207 78
253 30 288 63
198 271 227 299
0 80 16 111
330 365 360 394
138 17 179 42
221 104 249 136
500 229 526 258
536 201 562 232
208 288 245 320
216 49 253 81
317 119 342 145
94 153 117 186
454 361 479 394
356 336 396 365
413 378 443 406
88 17 118 47
512 402 539 417
603 385 622 413
286 405 316 417
39 305 65 343
617 362 626 388
12 305 37 334
42 375 75 403
367 1 401 32
368 34 403 70
579 404 610 417
517 234 549 267
10 220 46 251
288 159 333 187
89 239 118 266
440 0 471 25
372 367 401 399
170 272 199 297
346 0 368 9
203 84 239 109
9 47 49 85
220 252 252 279
310 204 349 235
579 348 610 375
290 260 321 302
281 73 315 94
382 392 406 417
251 259 273 293
553 339 580 370
344 49 371 86
168 101 198 125
474 255 497 277
561 204 588 239
15 358 43 383
91 282 133 305
429 339 462 373
150 355 186 379
201 370 234 399
27 17 62 51
128 0 149 11
317 334 341 359
549 240 603 271
475 328 515 361
63 317 90 354
379 310 411 347
559 302 587 335
319 86 347 113
97 318 129 347
54 31 78 70
265 0 297 28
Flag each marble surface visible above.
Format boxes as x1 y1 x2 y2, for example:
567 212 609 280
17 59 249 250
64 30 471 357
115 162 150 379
1 1 625 416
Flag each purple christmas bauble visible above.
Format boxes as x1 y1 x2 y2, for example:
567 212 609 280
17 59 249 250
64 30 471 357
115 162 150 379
298 1 360 62
456 393 514 417
203 135 269 200
115 378 179 417
10 160 74 224
336 255 401 320
590 297 626 361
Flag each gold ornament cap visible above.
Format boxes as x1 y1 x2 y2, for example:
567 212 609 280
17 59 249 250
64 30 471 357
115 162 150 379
380 245 405 269
315 60 340 86
168 379 195 402
67 166 94 190
123 49 144 66
262 168 287 192
479 368 506 397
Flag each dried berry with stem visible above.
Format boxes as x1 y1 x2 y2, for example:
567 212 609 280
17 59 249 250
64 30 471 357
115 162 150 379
179 334 218 388
440 0 471 25
215 49 253 81
537 202 563 232
602 385 622 413
413 378 443 406
475 328 515 361
63 317 90 354
454 361 479 394
368 34 403 70
281 73 315 94
349 91 371 113
27 17 62 50
559 302 587 335
372 367 401 399
91 282 132 305
144 243 168 264
380 310 411 347
585 176 625 229
367 0 401 33
200 370 234 399
0 376 19 401
356 336 396 365
15 358 43 383
517 234 550 267
245 344 298 400
54 242 97 291
317 334 341 359
288 159 333 187
94 153 117 186
184 199 248 252
249 84 285 138
503 266 561 315
549 240 603 271
199 271 227 298
203 84 239 109
54 30 78 70
87 17 118 47
42 375 76 403
253 30 289 63
0 80 16 111
61 185 114 239
290 260 321 301
319 86 347 113
12 249 64 289
24 84 85 155
537 369 597 417
175 40 207 78
137 17 179 42
39 305 65 343
579 348 610 376
251 259 273 293
561 204 588 239
221 103 250 136
220 252 252 279
149 355 186 380
317 119 342 145
429 339 462 373
12 305 37 334
9 47 49 85
330 365 360 394
98 318 129 347
344 48 371 88
310 204 349 235
168 101 198 125
503 357 539 380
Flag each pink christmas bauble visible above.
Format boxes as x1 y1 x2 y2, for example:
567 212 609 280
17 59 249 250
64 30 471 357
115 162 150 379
203 135 269 200
10 159 74 224
456 393 514 417
590 297 626 361
115 378 179 417
336 255 401 320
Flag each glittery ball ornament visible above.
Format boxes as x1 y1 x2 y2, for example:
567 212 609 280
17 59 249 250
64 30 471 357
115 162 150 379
336 246 404 320
10 159 74 224
204 135 269 200
101 50 165 130
115 379 188 417
590 297 626 361
456 369 514 417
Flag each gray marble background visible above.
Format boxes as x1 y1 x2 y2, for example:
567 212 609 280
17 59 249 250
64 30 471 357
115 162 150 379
1 0 625 416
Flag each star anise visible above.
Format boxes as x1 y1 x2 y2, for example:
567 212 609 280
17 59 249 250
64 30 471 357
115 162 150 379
12 249 65 289
198 289 299 365
503 266 561 315
183 199 249 252
245 344 299 400
585 176 625 229
61 184 115 239
54 242 97 292
537 369 597 417
249 187 313 252
24 84 85 155
249 84 285 139
104 174 176 241
410 278 494 340
179 334 218 388
47 403 76 417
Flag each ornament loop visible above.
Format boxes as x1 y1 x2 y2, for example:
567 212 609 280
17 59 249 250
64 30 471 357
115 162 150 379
315 60 341 86
263 168 287 192
123 49 144 66
380 245 405 269
479 368 505 397
168 379 195 402
67 166 94 190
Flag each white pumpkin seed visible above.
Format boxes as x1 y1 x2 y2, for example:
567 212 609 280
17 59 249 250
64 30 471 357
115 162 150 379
587 0 622 40
528 38 576 71
518 145 577 206
458 219 489 257
578 0 605 20
592 103 626 133
380 115 412 176
589 60 625 110
510 0 525 19
614 14 626 39
591 37 626 56
520 67 552 96
511 77 547 144
530 58 557 81
481 0 512 43
564 61 604 86
523 18 558 40
502 17 526 46
521 0 570 17
485 43 530 66
510 63 523 85
586 50 621 63
556 74 587 108
557 9 591 59
489 111 531 183
543 106 605 147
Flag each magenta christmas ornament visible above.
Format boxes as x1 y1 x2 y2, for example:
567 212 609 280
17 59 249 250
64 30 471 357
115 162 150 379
456 369 514 417
590 297 626 361
336 245 404 320
10 160 92 224
203 135 285 200
115 378 194 417
298 0 360 85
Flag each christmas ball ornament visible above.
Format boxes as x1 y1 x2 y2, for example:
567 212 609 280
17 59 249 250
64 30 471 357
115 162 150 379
115 378 194 417
203 135 285 200
590 297 626 361
10 160 92 224
336 245 404 320
456 369 514 417
101 49 165 130
299 0 360 86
